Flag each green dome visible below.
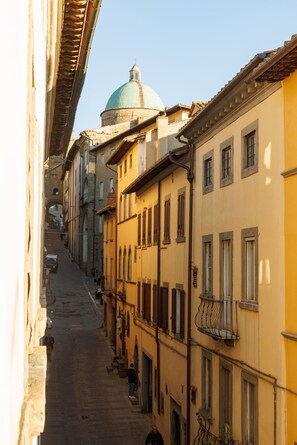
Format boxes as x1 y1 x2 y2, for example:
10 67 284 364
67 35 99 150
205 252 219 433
105 64 164 112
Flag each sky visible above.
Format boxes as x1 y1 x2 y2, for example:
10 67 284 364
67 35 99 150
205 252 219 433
73 0 297 136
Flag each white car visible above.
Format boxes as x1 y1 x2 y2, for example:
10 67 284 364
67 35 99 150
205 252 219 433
46 316 53 329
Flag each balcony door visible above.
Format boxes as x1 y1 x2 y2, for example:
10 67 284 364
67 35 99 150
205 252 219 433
220 232 233 332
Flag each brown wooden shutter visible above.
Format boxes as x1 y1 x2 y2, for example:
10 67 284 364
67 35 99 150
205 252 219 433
153 204 159 244
164 199 170 242
180 290 185 339
148 208 152 244
153 284 158 323
141 282 144 318
137 214 141 246
172 288 176 333
137 281 140 314
143 283 151 321
160 286 168 330
142 210 146 246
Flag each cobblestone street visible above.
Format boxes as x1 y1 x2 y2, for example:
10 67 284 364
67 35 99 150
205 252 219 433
41 232 151 445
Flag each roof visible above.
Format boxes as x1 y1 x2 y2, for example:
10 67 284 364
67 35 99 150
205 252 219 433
48 0 102 157
251 34 297 82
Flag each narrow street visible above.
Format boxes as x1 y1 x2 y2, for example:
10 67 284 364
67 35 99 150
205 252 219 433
41 232 151 445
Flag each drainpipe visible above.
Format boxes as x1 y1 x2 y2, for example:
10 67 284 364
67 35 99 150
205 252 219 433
156 180 161 415
106 164 118 354
169 139 194 445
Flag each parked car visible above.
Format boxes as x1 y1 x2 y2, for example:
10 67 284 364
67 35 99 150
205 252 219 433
45 254 58 273
46 316 53 328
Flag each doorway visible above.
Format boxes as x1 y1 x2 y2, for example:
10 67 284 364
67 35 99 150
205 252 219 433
142 352 152 413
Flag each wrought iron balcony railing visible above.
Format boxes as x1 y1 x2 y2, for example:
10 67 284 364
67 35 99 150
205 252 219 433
193 413 235 445
195 295 239 341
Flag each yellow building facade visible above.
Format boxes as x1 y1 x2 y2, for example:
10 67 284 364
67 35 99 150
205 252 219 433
179 37 297 445
106 106 191 442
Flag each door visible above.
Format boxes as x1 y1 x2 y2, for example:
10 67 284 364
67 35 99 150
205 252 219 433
142 353 152 413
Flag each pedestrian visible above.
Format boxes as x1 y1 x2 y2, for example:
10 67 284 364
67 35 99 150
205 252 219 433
145 425 164 445
127 363 137 398
43 333 55 361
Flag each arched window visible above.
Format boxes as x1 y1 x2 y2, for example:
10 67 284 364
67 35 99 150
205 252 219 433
118 249 122 278
128 248 132 281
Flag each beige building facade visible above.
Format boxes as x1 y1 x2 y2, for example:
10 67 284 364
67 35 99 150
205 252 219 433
0 1 101 444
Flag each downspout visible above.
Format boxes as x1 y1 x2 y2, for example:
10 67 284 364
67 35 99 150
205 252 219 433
169 138 194 445
156 180 161 415
106 163 118 354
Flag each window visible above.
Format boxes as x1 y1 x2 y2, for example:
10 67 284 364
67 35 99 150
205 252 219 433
242 372 258 445
142 283 151 321
219 361 232 439
137 214 141 246
127 248 132 281
124 159 127 174
220 232 233 299
137 281 141 315
159 286 169 330
119 196 123 221
201 350 212 418
241 227 258 309
153 284 158 323
123 194 127 220
142 209 147 246
202 235 213 297
153 203 159 244
99 181 104 199
171 288 185 338
220 138 233 187
123 249 127 282
128 194 132 217
119 164 122 178
163 198 170 244
118 249 122 278
203 150 214 194
242 120 258 178
177 191 185 241
147 207 152 245
109 178 114 191
220 232 233 331
98 215 103 234
129 153 133 168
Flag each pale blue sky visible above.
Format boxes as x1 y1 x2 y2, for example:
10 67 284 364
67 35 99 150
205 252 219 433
73 0 297 136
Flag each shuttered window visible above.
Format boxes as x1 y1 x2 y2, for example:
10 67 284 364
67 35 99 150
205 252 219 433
153 204 159 244
142 283 151 321
153 284 158 323
147 207 152 245
137 281 141 315
137 214 141 246
159 286 168 330
171 288 185 339
163 199 170 243
177 192 185 240
142 210 146 246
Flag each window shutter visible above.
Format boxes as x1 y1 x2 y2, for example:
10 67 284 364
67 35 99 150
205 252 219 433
180 290 185 339
172 288 176 333
148 208 152 244
137 214 141 246
141 282 144 318
137 282 140 314
153 284 158 323
160 286 168 330
142 210 146 246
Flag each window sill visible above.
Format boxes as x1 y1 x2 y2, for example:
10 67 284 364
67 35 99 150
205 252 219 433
239 301 258 312
176 236 185 243
162 239 171 245
241 165 258 179
198 408 213 423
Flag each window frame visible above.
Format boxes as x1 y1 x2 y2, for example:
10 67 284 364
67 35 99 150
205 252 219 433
153 203 159 244
241 371 258 445
203 150 214 194
147 207 152 245
171 287 185 339
201 349 212 419
219 360 233 438
241 120 259 178
219 231 233 300
220 137 234 187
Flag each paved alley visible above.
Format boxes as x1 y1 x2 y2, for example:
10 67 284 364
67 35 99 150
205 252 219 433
41 232 151 445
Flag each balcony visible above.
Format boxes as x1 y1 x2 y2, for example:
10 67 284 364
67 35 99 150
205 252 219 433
195 295 239 344
193 413 236 445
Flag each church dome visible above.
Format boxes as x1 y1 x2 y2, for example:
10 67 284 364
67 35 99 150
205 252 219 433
101 65 164 126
